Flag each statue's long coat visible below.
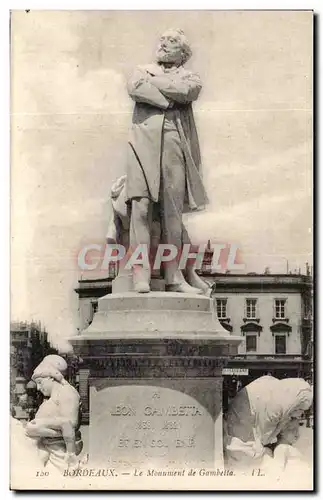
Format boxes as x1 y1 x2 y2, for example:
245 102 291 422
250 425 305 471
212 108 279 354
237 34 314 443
125 63 209 212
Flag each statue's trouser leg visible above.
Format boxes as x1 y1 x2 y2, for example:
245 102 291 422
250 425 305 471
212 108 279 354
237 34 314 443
129 197 153 292
160 129 186 286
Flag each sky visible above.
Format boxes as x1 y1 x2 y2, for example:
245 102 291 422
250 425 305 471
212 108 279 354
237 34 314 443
10 10 313 349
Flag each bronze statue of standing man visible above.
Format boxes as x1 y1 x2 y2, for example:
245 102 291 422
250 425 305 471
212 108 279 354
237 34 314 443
126 29 209 293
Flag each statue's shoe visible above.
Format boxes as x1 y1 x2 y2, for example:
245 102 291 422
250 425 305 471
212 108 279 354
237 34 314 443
167 283 203 294
134 281 150 293
186 271 211 294
133 266 151 293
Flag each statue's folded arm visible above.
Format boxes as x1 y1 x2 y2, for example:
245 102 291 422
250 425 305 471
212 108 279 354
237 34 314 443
127 67 171 109
150 72 202 104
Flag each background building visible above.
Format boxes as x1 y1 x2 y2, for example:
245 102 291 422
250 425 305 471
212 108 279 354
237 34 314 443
75 276 113 333
201 272 313 409
10 321 56 419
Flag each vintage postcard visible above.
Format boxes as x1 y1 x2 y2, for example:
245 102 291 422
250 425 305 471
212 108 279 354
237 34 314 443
10 10 313 491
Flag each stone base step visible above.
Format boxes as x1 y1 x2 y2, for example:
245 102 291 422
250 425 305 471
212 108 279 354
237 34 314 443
71 292 241 346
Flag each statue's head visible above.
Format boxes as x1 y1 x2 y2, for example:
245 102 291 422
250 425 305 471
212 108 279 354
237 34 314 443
31 354 68 396
156 29 192 66
33 376 56 397
279 377 313 420
278 418 300 446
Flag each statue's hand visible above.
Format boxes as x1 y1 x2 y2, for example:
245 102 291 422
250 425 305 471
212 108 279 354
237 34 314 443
64 452 78 467
25 420 37 437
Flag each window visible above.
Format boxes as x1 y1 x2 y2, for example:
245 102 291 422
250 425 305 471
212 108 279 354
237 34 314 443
108 262 117 279
91 301 98 315
303 298 312 319
275 334 287 354
216 298 227 319
275 299 286 319
246 334 257 353
245 299 257 319
89 301 98 325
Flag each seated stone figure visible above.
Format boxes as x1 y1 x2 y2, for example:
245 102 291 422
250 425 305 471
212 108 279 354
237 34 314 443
106 174 210 294
25 355 83 472
224 375 313 473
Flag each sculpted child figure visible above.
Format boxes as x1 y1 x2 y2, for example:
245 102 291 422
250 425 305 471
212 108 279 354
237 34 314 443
270 418 311 478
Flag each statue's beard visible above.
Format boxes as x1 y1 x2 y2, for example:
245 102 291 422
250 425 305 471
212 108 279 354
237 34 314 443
156 48 182 65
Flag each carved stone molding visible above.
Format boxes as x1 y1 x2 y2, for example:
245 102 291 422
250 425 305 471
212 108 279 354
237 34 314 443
270 322 292 334
240 321 263 336
75 340 234 358
83 356 227 378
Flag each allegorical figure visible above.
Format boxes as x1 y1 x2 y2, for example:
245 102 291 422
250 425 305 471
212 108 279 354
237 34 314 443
223 376 313 473
125 28 209 293
24 355 83 472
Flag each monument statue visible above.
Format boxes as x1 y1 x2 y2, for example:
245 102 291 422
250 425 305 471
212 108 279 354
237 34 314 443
24 355 83 472
70 28 242 474
124 28 209 293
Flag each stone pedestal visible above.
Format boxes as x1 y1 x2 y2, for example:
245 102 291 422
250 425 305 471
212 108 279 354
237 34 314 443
70 292 242 470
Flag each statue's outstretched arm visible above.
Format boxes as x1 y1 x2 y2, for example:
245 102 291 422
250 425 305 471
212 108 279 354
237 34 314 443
127 67 172 109
150 72 202 104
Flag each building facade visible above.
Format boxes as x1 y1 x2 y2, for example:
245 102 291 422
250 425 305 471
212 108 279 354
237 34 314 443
10 321 55 420
199 272 313 407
